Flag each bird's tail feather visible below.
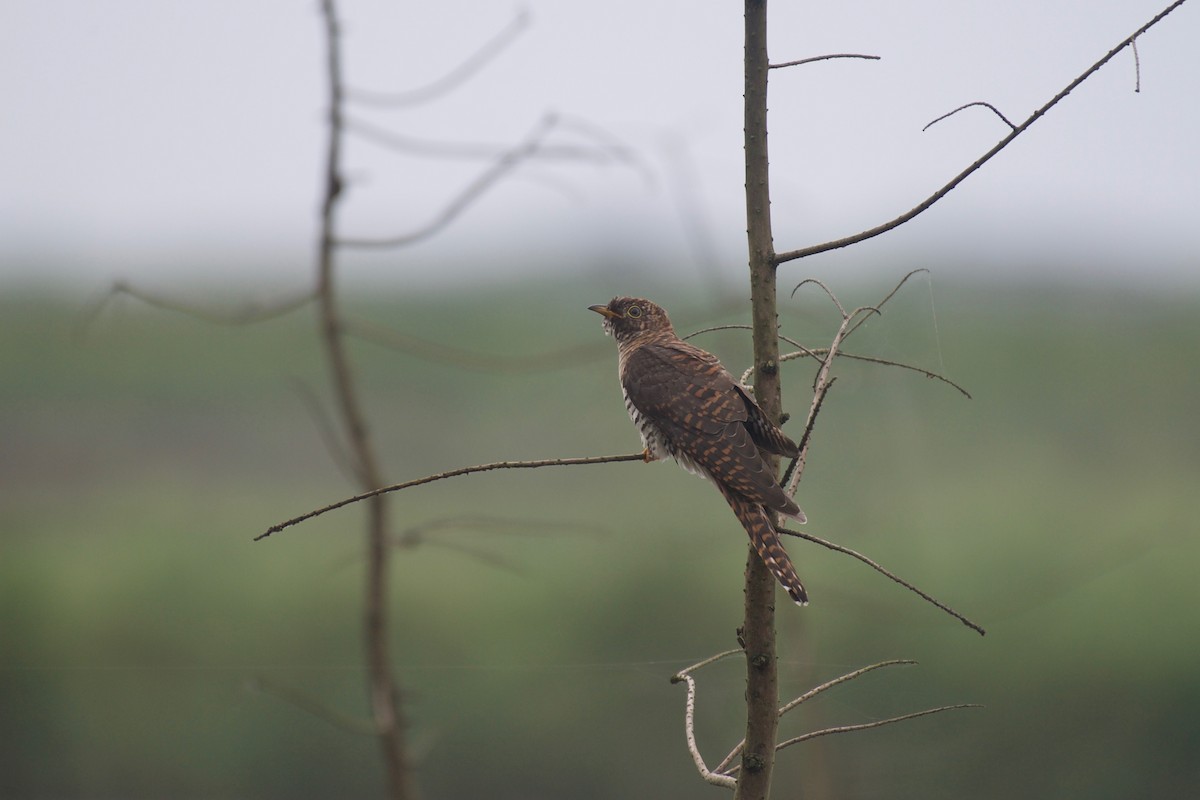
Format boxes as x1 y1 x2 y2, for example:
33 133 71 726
719 486 808 606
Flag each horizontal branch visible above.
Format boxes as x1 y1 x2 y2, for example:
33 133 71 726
775 0 1190 264
770 53 881 70
256 453 644 540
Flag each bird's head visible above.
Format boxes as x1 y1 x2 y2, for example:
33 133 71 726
588 297 673 342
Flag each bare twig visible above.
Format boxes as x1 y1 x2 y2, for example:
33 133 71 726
1132 35 1142 93
778 349 972 398
770 53 881 69
257 453 645 540
390 513 610 574
840 268 929 339
337 114 558 249
772 704 982 752
288 378 362 482
346 114 631 166
346 8 530 107
713 659 917 775
774 0 1191 264
75 280 314 341
922 101 1018 132
779 526 986 636
670 649 744 790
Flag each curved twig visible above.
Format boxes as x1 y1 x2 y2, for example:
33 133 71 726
779 526 986 636
774 0 1190 264
337 114 557 249
346 8 530 107
923 101 1017 132
773 705 982 752
670 649 744 789
778 349 972 399
75 280 314 341
256 453 645 540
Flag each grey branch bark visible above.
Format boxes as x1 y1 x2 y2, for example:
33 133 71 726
738 2 783 799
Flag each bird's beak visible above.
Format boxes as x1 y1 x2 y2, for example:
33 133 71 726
588 304 620 319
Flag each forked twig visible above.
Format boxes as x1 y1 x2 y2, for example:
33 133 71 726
779 526 986 636
257 453 645 540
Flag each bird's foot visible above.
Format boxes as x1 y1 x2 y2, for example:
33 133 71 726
641 447 659 463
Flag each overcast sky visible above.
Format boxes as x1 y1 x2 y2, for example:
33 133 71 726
3 0 1197 292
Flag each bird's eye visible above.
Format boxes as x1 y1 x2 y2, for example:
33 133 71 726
627 305 642 318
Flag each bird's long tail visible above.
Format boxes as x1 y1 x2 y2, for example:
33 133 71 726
718 485 808 605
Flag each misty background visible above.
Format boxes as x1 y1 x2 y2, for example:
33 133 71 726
2 2 1198 799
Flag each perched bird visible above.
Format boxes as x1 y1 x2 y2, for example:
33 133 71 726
589 296 809 605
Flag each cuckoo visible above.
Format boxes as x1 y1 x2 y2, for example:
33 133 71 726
589 296 808 605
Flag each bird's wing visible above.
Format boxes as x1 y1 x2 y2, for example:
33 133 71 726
623 341 801 517
733 384 800 458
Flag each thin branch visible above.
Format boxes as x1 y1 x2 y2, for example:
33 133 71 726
922 101 1018 132
345 114 628 165
713 659 917 775
346 8 530 107
670 649 744 790
288 377 362 482
770 53 881 70
843 268 929 339
783 303 866 496
773 704 982 751
75 280 314 341
670 648 745 683
1132 35 1142 93
779 660 917 718
779 526 986 636
337 114 557 249
774 0 1191 264
257 453 645 540
778 349 972 399
390 513 611 574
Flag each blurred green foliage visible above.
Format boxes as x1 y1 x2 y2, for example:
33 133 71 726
2 275 1197 799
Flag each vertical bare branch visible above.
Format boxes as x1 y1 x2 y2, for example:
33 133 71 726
739 2 782 798
315 2 412 798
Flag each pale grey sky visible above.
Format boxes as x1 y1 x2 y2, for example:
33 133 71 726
2 1 1197 291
